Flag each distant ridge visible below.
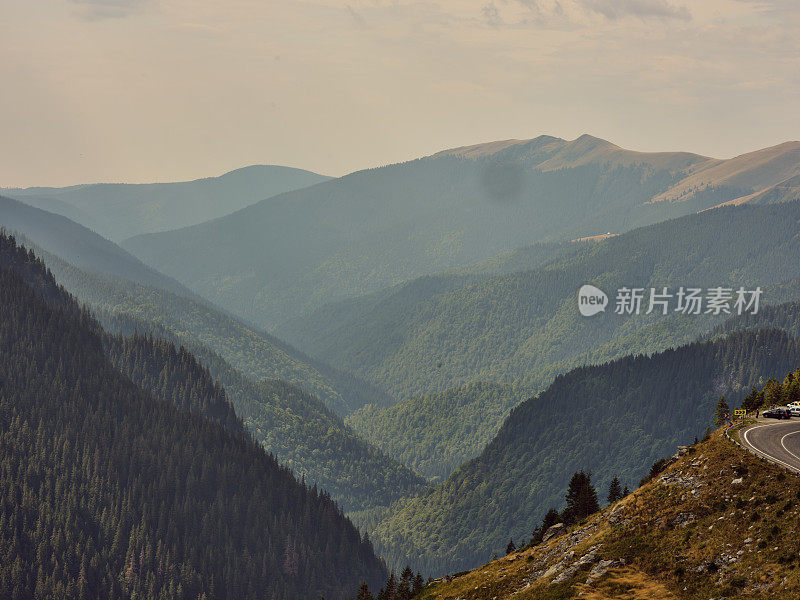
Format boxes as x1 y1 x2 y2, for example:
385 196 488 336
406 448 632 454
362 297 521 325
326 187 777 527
0 194 193 297
651 140 800 205
434 133 709 172
7 164 331 240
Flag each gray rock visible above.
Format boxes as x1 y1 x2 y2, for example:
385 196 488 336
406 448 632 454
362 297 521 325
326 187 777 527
575 546 600 567
542 523 567 542
586 559 619 584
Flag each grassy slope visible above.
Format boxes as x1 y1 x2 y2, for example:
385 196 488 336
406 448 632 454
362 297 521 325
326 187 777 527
418 429 800 600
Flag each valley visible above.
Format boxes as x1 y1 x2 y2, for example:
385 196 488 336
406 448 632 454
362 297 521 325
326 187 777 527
4 137 800 598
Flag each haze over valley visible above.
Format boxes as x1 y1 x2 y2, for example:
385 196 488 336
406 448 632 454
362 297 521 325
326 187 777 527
4 1 800 597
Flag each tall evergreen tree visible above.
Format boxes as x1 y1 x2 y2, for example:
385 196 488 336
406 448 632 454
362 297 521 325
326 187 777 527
355 582 374 600
411 573 425 596
607 476 623 504
562 471 600 525
505 539 516 554
714 396 730 426
397 567 414 600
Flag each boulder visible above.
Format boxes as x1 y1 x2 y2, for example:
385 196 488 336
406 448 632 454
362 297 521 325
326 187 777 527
542 523 567 542
586 559 620 584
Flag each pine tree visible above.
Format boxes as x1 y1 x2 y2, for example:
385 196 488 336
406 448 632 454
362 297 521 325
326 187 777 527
411 572 425 596
397 567 413 600
562 470 600 525
622 485 630 497
505 539 516 554
714 396 730 426
531 508 561 545
355 582 374 600
607 476 622 504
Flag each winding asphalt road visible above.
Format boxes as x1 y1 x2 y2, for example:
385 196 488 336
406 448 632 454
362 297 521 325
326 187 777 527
739 419 800 473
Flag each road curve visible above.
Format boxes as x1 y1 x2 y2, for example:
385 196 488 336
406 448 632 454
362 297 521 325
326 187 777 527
739 420 800 474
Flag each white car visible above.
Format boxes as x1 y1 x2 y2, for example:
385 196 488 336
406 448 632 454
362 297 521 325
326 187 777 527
790 406 800 417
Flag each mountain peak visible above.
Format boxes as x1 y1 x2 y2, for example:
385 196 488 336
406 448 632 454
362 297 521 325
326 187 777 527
431 134 707 173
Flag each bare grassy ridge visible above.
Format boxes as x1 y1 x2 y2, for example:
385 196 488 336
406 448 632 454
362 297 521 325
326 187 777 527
419 429 800 599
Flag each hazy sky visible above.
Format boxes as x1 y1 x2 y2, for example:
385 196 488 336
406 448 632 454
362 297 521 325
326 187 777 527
2 0 798 187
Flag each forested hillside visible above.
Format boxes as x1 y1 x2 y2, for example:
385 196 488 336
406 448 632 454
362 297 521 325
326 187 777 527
8 164 330 241
0 235 387 599
8 232 422 513
99 312 424 513
124 135 780 329
369 328 800 576
5 210 387 416
346 382 520 482
710 300 800 340
104 333 245 434
0 195 191 297
281 202 800 401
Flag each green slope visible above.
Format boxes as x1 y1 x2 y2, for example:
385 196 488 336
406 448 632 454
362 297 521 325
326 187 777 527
0 233 387 599
280 202 800 401
7 164 330 241
708 299 800 340
39 250 388 415
369 328 800 576
0 204 418 512
346 382 521 482
123 134 769 329
27 246 420 512
98 311 424 513
0 194 390 415
0 194 191 296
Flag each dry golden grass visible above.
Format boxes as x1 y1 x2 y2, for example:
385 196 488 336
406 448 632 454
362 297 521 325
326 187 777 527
577 568 679 600
650 140 800 204
419 428 800 600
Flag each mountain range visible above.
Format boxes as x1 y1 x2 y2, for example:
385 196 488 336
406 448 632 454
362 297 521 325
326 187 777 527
5 134 800 590
279 202 800 404
121 136 800 329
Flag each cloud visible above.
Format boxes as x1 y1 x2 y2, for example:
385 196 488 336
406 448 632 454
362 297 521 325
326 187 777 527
70 0 149 20
577 0 691 21
482 1 504 27
346 4 367 27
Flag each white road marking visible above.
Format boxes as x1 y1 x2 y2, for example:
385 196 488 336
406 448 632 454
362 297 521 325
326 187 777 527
780 430 800 464
742 423 800 472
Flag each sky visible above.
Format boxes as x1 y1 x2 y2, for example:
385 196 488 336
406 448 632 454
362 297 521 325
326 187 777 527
1 0 798 187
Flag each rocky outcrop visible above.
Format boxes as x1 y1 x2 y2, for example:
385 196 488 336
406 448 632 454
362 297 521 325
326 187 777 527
542 522 566 542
